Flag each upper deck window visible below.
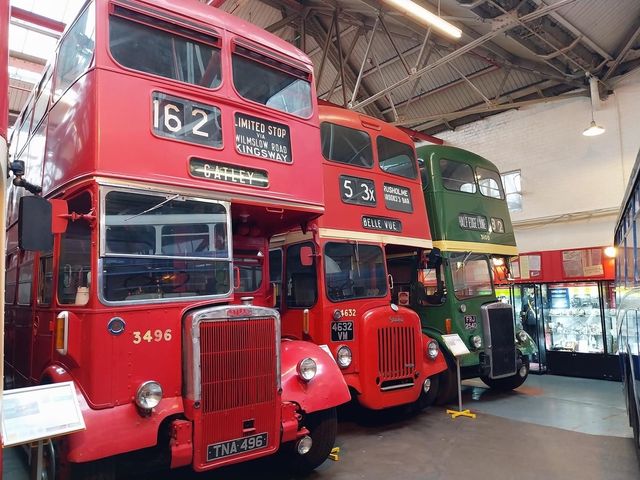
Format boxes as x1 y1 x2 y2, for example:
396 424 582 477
54 2 96 101
232 45 312 118
321 122 373 168
377 137 417 179
109 6 221 89
477 166 505 200
324 243 387 302
101 190 231 303
440 159 477 193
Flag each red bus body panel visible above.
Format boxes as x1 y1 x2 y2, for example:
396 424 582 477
276 106 444 411
5 0 348 472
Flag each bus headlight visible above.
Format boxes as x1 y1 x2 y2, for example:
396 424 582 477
135 381 163 410
517 330 528 343
337 346 352 368
297 358 317 381
471 335 482 349
427 340 439 359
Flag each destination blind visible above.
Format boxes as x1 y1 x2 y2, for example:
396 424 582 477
235 113 292 164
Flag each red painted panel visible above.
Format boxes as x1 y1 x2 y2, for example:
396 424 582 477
508 246 614 284
0 0 8 139
318 105 431 245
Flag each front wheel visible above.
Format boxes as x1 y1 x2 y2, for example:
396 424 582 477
283 408 337 475
45 437 115 480
415 375 440 411
481 356 530 391
435 351 458 405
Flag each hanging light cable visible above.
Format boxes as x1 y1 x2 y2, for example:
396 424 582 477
583 75 605 137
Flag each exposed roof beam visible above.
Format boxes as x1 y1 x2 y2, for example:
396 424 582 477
396 90 585 127
529 0 613 61
351 0 579 111
307 14 385 118
10 6 64 33
265 11 301 33
380 65 500 115
602 18 640 82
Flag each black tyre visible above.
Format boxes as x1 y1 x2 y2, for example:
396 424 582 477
49 438 115 480
68 459 116 480
435 351 458 405
284 408 337 475
415 374 440 411
481 356 530 392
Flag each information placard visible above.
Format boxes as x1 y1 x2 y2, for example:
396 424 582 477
442 333 471 357
2 382 85 447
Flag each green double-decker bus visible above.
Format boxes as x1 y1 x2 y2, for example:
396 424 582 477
388 145 536 404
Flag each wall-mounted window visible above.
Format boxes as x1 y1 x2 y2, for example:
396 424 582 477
501 170 522 213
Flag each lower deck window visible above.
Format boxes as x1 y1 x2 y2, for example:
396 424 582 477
101 189 231 302
324 242 387 302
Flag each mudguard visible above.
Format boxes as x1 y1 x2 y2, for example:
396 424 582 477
419 333 448 375
422 327 481 368
515 329 538 357
280 340 350 413
41 365 184 463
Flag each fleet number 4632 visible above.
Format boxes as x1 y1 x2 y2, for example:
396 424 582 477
133 329 172 344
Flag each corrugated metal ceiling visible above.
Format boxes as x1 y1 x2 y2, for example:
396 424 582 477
7 0 640 135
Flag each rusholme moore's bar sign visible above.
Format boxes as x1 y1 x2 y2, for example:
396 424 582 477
383 183 413 213
361 215 402 233
235 112 292 163
189 158 269 188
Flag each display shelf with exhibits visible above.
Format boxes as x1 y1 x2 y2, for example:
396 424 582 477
543 283 605 353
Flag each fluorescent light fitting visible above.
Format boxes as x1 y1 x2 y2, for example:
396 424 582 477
582 120 605 137
383 0 462 38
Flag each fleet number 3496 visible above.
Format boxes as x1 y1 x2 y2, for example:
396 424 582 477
133 329 172 344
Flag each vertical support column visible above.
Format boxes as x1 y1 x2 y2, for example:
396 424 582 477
0 0 9 468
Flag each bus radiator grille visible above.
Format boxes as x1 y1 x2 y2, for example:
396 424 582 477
377 326 416 389
487 308 517 378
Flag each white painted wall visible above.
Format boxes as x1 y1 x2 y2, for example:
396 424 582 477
436 69 640 252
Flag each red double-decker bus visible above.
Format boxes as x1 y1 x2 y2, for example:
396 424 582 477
270 104 446 411
4 1 350 478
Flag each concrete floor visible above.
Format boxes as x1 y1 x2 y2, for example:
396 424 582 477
4 375 639 480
